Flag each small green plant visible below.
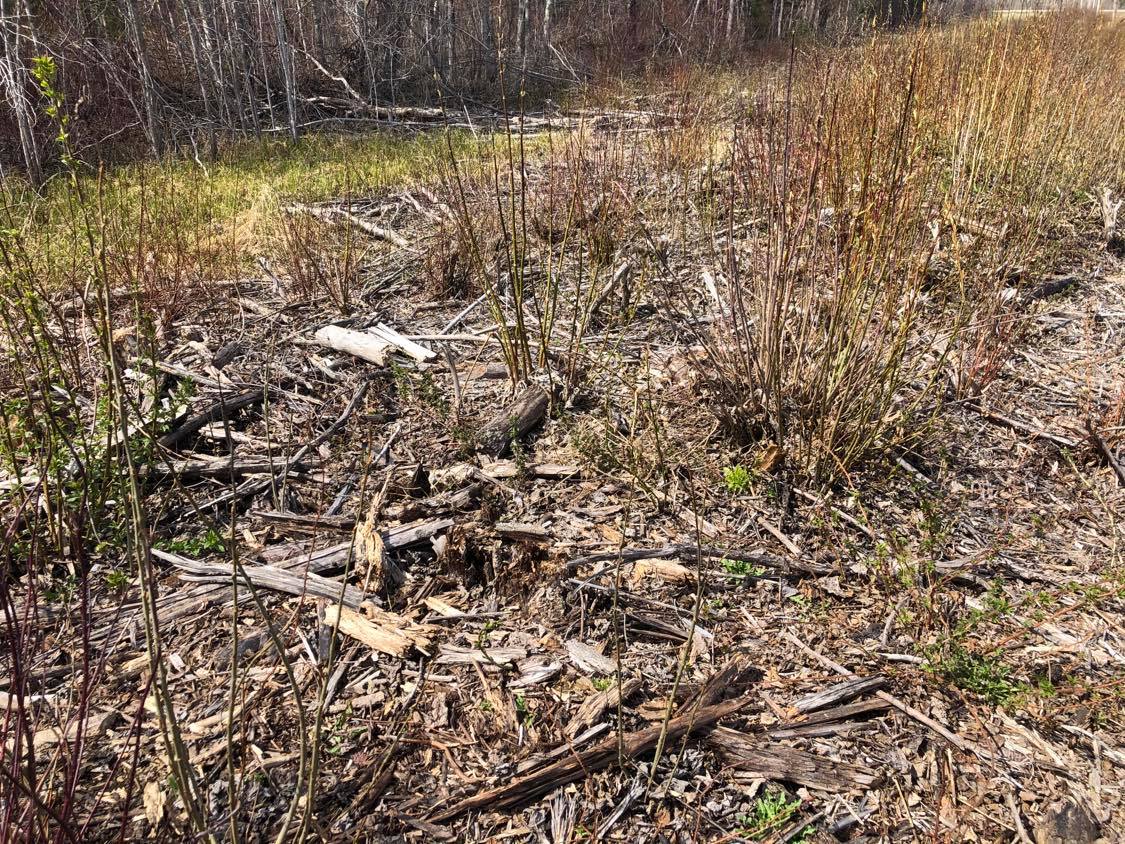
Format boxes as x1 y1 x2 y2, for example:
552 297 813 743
722 464 751 494
591 676 614 692
44 575 78 605
514 694 536 727
927 644 1025 707
738 789 811 841
509 419 529 479
104 569 130 590
475 618 500 650
158 528 226 556
721 557 766 578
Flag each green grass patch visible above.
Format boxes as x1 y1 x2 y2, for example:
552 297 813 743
1 131 480 290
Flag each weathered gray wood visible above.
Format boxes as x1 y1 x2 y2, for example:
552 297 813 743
791 675 887 714
708 727 879 792
495 522 551 544
154 457 316 480
158 388 263 450
477 384 550 456
768 698 890 739
152 548 368 608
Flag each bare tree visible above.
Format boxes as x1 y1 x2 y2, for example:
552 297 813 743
0 0 42 182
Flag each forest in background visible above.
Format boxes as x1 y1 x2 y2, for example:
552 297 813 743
0 0 960 178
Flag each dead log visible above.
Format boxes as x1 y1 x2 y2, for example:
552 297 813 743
152 548 368 608
158 388 263 450
477 384 550 457
708 727 879 792
428 689 754 821
153 457 316 480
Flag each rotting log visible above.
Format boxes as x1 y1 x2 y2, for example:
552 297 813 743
708 727 879 792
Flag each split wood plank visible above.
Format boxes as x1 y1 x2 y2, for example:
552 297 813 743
565 676 642 738
791 675 887 714
768 698 891 740
435 645 528 667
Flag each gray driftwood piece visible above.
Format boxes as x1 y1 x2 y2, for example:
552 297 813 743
152 548 368 608
791 675 887 714
477 384 550 456
313 325 394 366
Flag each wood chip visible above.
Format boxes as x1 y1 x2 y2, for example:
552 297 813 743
321 604 435 658
565 640 618 675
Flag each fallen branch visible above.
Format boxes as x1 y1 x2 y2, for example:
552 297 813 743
158 388 263 450
1086 420 1125 487
283 202 412 249
970 404 1079 450
427 688 753 821
477 384 550 456
313 325 394 366
152 548 369 608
